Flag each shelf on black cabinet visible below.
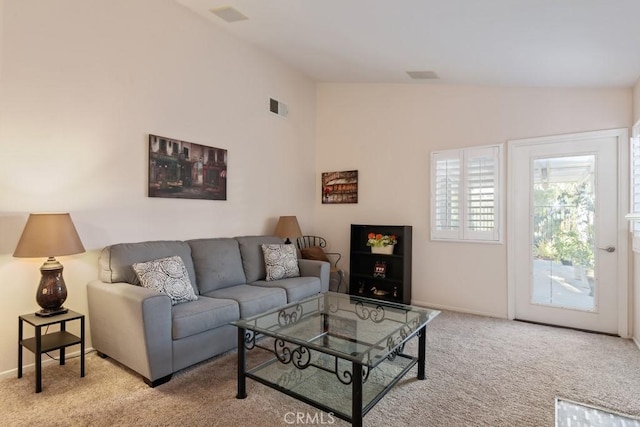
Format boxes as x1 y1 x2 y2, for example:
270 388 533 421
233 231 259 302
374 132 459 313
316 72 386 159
352 290 403 304
351 251 403 258
350 224 413 305
350 273 401 284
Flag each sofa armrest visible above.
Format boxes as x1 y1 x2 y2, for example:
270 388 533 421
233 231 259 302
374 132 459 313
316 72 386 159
298 259 330 293
87 280 173 383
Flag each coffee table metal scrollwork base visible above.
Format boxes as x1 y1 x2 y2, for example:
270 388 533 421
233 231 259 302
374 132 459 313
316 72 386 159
232 292 439 427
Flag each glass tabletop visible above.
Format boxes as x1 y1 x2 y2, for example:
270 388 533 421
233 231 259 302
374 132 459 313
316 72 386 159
231 292 440 367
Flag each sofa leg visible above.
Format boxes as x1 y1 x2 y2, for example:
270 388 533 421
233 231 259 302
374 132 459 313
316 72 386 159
96 351 108 359
145 374 172 388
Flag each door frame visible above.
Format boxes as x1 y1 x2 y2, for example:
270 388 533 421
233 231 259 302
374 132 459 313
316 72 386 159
507 128 630 337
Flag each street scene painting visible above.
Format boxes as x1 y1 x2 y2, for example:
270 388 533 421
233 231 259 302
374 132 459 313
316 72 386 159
322 170 358 204
148 134 227 200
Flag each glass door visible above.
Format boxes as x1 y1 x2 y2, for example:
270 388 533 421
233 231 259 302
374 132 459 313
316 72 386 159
509 130 627 335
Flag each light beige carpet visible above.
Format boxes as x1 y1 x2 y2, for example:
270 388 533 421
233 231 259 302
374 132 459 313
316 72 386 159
2 311 640 426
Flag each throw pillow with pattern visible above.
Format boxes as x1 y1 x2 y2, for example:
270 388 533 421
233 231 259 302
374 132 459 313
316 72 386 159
132 256 198 305
261 244 300 281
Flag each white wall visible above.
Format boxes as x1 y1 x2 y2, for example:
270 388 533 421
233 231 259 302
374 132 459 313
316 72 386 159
0 0 317 375
316 83 632 317
0 0 3 91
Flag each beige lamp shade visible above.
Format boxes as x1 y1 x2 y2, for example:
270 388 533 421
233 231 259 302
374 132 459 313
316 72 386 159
274 216 303 244
13 213 85 258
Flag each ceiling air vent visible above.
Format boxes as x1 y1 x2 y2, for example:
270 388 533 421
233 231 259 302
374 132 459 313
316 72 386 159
209 6 248 23
270 98 288 118
406 71 439 80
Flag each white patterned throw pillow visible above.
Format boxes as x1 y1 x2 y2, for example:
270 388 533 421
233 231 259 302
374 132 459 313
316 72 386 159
132 256 198 305
261 244 300 281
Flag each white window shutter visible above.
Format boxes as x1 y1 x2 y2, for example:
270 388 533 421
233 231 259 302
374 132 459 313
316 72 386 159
431 144 503 242
631 135 640 236
431 150 462 239
464 146 500 241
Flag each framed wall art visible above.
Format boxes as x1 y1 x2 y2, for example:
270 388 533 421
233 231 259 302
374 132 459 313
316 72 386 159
321 170 358 204
148 134 227 200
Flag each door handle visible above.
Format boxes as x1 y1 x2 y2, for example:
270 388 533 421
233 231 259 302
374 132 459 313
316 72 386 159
597 246 616 253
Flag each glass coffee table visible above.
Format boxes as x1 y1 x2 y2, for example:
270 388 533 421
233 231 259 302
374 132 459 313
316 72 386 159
231 292 440 427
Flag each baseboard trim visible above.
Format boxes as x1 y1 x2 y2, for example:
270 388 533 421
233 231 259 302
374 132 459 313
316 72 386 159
409 299 507 320
633 336 640 350
0 347 95 380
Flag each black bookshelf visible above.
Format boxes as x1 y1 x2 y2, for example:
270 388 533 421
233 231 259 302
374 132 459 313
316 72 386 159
349 224 412 304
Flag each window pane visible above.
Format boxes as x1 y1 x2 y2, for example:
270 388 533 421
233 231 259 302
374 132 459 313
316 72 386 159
531 155 595 311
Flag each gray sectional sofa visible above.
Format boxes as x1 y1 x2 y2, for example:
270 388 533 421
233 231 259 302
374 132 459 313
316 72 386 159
87 235 329 386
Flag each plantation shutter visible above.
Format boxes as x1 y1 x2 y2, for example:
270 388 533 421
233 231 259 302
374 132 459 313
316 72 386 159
431 151 462 239
465 146 500 241
431 144 502 242
631 134 640 236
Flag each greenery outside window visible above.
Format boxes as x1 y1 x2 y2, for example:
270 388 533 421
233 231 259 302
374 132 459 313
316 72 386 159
533 172 594 271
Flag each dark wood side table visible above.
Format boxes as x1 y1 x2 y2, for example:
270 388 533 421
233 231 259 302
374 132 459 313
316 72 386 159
18 309 85 393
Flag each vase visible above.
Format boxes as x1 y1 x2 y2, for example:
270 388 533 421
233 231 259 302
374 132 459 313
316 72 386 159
371 245 394 255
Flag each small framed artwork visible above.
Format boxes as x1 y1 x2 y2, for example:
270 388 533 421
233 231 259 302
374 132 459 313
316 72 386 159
148 134 227 200
322 170 358 204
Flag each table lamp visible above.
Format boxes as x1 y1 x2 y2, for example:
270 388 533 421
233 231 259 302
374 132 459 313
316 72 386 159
274 215 302 244
13 213 85 317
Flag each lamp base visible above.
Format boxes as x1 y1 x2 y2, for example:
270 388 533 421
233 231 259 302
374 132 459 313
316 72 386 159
35 306 69 317
35 257 68 317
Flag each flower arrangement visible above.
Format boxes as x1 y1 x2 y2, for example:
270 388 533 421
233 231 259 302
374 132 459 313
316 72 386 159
366 233 397 247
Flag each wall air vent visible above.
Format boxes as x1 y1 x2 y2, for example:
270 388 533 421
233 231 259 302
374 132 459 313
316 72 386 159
406 70 439 80
269 98 288 118
209 6 248 23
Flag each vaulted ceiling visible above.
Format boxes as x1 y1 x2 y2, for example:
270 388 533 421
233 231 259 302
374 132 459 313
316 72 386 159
176 0 640 87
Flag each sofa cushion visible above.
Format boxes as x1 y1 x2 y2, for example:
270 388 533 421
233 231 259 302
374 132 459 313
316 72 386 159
188 238 247 293
236 235 283 282
262 244 300 281
203 284 287 319
133 256 199 306
251 276 321 303
171 297 239 340
98 240 198 294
